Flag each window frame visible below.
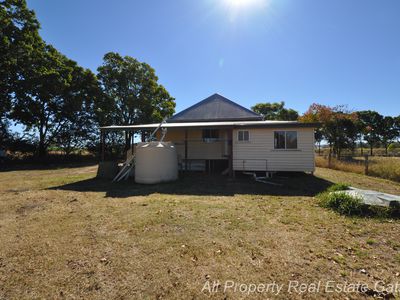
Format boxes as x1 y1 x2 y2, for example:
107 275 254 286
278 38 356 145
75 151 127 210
237 130 250 142
202 129 219 142
274 131 298 150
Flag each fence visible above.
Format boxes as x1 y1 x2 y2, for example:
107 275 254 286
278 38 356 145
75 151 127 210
322 153 370 175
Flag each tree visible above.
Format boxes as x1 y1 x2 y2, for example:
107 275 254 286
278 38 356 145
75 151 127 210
379 116 398 155
251 101 299 121
1 0 41 148
55 68 100 155
300 103 358 158
96 52 175 148
357 110 383 156
12 43 99 157
394 116 400 143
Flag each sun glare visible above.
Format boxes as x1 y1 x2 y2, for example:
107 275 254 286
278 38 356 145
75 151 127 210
223 0 267 9
221 0 269 20
225 0 263 8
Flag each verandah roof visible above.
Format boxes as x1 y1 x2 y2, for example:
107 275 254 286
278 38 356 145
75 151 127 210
100 120 319 131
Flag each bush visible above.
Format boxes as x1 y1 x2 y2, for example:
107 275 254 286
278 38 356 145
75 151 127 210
318 189 400 218
318 192 363 216
326 183 350 192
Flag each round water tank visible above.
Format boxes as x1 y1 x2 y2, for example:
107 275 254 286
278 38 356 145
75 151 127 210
135 141 178 184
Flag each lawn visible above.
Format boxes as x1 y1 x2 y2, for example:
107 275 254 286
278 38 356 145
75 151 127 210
1 165 400 299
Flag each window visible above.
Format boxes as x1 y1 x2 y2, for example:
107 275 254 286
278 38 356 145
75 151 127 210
202 129 219 142
285 131 298 149
274 131 297 149
238 130 249 142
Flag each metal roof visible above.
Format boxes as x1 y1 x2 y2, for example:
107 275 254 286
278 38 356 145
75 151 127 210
168 93 263 122
100 120 320 131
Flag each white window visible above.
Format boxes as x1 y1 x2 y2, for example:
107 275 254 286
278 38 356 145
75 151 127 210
274 131 297 149
238 130 249 142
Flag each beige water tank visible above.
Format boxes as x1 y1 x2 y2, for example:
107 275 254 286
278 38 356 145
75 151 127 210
135 141 178 184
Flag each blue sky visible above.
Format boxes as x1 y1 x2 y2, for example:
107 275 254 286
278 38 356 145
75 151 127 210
27 0 400 116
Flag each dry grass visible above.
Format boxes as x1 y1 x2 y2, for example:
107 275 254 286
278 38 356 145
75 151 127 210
316 155 400 182
1 165 400 299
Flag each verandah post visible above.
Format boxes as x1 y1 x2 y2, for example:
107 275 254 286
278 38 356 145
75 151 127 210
228 128 233 178
184 129 188 172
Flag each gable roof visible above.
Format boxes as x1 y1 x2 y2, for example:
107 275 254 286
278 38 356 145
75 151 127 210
168 93 263 122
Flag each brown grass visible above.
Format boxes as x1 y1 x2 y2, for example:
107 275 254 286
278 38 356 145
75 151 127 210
0 165 400 299
316 155 400 182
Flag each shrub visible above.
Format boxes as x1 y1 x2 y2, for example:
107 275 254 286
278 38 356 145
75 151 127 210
318 190 400 218
318 192 363 216
326 183 350 192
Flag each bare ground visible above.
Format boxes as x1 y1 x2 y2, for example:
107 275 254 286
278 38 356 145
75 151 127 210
0 165 400 299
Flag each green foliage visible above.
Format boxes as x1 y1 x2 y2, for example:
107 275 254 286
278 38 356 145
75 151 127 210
357 110 384 155
318 192 363 216
1 0 100 156
326 183 350 192
318 187 400 218
301 104 359 158
251 101 299 121
11 44 99 157
96 52 175 147
1 0 41 147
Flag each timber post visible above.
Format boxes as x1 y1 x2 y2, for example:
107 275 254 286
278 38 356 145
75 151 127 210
184 129 188 172
228 128 233 178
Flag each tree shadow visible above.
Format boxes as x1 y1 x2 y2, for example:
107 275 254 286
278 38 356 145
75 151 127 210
49 172 334 198
0 161 97 172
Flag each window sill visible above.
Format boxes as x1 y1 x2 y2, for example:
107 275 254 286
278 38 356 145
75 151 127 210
271 149 301 151
236 141 251 143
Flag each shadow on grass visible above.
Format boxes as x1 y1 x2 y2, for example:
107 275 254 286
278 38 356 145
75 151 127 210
49 172 333 198
0 161 97 172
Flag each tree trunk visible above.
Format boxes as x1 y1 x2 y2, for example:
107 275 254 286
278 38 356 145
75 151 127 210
38 140 46 158
38 126 47 158
370 144 373 156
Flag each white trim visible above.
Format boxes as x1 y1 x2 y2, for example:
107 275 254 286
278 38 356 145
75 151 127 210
237 130 250 142
274 130 298 150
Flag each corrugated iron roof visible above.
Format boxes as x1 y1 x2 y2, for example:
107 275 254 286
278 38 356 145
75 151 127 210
168 93 263 122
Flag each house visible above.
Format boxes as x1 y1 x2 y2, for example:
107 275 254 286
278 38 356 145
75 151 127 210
100 93 318 176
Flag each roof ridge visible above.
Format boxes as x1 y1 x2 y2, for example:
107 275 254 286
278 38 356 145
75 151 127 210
169 93 263 122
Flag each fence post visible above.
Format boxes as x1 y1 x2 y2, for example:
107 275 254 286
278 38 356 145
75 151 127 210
364 154 369 175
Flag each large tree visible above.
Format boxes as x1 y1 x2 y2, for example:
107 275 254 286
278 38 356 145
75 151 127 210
395 116 400 143
251 101 299 121
357 110 383 156
300 103 358 158
12 44 99 157
0 0 41 147
96 52 175 148
55 68 100 155
379 116 398 155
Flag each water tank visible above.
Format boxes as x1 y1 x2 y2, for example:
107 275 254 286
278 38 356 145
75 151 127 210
135 141 178 184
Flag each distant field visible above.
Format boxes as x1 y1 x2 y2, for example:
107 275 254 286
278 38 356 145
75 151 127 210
1 165 400 299
316 155 400 183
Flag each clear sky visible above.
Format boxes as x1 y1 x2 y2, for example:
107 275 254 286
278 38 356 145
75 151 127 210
27 0 400 116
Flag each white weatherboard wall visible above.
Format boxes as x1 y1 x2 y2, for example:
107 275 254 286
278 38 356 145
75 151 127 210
232 128 315 172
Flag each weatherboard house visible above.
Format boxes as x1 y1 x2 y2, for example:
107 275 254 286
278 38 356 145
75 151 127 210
100 93 318 176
